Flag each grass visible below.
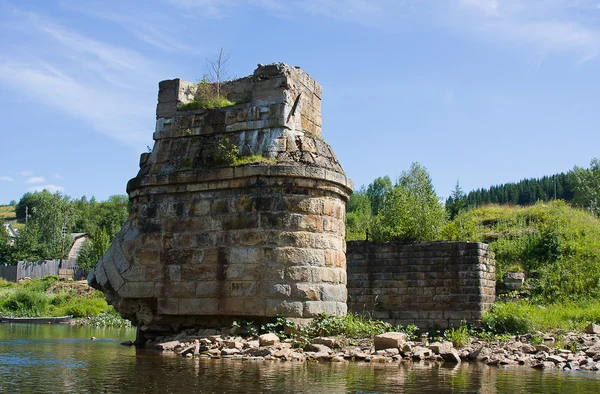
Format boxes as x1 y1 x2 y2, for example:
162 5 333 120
0 205 16 222
232 154 276 166
483 300 600 334
0 277 116 320
442 201 600 302
178 97 234 111
444 324 472 348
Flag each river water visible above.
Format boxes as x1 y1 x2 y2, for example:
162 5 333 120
1 324 599 393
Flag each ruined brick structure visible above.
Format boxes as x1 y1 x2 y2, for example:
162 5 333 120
89 64 353 337
346 241 495 328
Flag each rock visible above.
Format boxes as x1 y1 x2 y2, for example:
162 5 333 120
401 343 413 354
208 348 221 356
259 333 280 347
245 340 260 349
586 323 600 335
440 349 461 363
384 348 400 356
350 351 369 360
121 340 134 346
535 344 550 353
331 356 346 363
370 355 390 363
313 337 339 348
208 335 222 344
564 361 580 371
244 347 272 357
224 339 244 350
532 361 556 369
520 344 537 354
374 332 406 350
585 345 600 357
221 348 241 356
304 343 332 354
290 352 306 362
412 346 432 360
154 341 181 351
428 341 453 355
199 338 212 346
272 348 293 359
547 355 566 364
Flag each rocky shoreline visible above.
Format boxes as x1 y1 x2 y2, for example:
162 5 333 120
127 324 600 372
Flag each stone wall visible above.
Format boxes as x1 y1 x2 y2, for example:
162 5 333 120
89 63 353 337
346 241 495 329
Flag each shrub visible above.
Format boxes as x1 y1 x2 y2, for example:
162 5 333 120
1 289 50 316
445 324 472 348
213 137 239 166
483 302 533 334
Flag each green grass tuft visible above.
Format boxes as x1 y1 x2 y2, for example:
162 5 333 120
232 154 276 166
178 97 234 111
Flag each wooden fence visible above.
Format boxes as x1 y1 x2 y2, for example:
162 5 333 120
0 259 88 282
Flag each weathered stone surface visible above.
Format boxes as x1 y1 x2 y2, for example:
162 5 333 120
586 323 600 335
89 63 352 335
374 332 406 350
259 333 280 347
346 241 495 329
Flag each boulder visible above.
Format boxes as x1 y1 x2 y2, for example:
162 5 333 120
428 341 454 355
304 343 332 354
374 332 406 350
586 323 600 335
440 349 462 363
154 341 181 351
313 337 340 348
259 333 280 347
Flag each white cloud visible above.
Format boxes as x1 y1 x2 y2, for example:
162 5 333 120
20 170 33 176
25 177 45 184
0 176 13 182
0 8 158 148
27 184 65 193
51 173 63 179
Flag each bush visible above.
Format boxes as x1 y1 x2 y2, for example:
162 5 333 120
1 289 50 316
213 137 239 166
306 313 396 338
483 302 533 334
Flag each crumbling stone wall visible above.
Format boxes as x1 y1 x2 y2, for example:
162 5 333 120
89 64 353 336
346 241 495 329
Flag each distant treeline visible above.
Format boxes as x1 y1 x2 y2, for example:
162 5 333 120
464 173 574 207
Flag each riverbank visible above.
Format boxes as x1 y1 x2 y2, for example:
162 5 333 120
0 277 130 327
142 322 600 372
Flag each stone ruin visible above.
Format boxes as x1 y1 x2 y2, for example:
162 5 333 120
89 63 354 339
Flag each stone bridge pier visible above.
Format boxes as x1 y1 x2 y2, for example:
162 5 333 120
89 63 353 339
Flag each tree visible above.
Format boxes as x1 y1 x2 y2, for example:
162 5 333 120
371 162 447 242
14 191 74 261
569 158 600 217
0 225 13 262
366 176 392 216
345 187 372 241
77 229 110 271
205 47 231 98
8 200 16 207
445 179 467 220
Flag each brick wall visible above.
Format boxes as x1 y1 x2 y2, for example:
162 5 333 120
346 241 495 329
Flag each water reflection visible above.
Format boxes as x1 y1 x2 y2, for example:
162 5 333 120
1 324 599 393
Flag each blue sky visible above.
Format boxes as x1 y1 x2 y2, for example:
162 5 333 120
1 0 599 204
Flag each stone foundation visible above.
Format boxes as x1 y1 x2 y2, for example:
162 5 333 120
346 241 495 329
